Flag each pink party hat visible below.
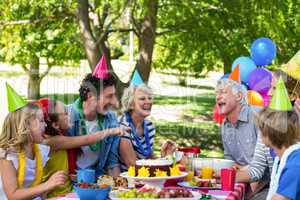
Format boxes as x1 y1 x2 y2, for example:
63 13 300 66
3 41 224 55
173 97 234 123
92 54 111 78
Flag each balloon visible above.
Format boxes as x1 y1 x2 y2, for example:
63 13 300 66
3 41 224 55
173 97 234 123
247 90 264 106
250 37 276 66
262 93 271 106
248 68 272 95
213 104 225 125
232 57 256 83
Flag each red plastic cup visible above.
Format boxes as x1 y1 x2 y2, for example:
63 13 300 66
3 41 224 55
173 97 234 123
221 168 236 191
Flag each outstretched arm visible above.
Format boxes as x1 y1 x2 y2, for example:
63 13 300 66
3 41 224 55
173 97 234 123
44 127 128 152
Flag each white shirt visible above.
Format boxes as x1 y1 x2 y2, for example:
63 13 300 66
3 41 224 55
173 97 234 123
0 144 50 200
77 119 101 169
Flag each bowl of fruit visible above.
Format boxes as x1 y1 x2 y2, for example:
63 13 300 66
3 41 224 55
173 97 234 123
74 182 111 200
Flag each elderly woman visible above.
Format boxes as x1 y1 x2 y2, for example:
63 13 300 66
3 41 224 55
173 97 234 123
119 84 176 171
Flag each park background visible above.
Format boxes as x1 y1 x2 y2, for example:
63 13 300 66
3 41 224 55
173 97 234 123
0 0 299 157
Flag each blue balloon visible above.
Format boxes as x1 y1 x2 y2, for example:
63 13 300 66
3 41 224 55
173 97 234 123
231 56 257 83
250 37 276 66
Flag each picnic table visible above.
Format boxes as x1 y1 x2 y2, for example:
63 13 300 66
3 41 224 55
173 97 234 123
47 183 245 200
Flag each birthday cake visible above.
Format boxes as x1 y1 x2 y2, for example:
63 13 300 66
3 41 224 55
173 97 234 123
134 159 173 177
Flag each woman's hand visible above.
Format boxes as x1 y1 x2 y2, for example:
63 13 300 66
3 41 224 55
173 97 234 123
161 140 177 157
45 171 66 190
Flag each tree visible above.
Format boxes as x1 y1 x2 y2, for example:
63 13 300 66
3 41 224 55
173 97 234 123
0 0 83 99
154 0 300 77
130 0 158 82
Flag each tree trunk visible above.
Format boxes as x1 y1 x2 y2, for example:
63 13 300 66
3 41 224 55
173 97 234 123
223 56 231 74
77 0 100 71
28 56 41 100
135 0 158 83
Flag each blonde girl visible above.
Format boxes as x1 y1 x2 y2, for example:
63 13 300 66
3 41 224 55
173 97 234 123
0 105 65 200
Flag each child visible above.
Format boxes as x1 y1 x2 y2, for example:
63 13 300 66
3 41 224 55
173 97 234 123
36 98 128 198
0 105 66 200
256 77 300 200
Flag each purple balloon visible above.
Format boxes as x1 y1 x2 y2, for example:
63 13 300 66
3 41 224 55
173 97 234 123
248 68 272 95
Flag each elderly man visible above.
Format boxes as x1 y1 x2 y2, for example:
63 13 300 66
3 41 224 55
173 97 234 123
216 78 260 166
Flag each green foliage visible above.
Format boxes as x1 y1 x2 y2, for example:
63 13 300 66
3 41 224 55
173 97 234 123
154 0 300 75
0 0 84 66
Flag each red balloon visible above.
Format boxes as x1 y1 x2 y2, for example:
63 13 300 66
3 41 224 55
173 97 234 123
213 104 225 125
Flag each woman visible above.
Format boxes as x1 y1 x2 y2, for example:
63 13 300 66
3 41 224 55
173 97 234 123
119 84 176 172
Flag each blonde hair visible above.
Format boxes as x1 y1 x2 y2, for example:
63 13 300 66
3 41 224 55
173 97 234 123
121 84 153 112
0 105 37 154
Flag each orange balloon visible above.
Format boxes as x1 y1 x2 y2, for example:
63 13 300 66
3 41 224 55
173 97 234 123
247 90 264 106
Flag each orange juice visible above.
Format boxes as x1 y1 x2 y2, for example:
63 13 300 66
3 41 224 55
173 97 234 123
201 167 214 179
184 170 194 182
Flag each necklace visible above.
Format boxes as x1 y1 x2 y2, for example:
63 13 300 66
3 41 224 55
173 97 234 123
18 144 43 188
125 112 152 157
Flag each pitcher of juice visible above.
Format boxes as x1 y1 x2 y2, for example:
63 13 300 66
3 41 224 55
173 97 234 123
201 167 214 179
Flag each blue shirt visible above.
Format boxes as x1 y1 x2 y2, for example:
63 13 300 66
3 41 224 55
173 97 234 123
277 149 300 200
67 101 120 177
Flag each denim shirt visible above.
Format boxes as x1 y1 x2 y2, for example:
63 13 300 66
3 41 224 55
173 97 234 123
67 102 120 177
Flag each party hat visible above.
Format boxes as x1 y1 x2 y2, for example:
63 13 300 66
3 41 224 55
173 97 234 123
228 64 241 84
269 76 292 111
92 54 111 78
130 70 144 86
281 50 300 80
6 82 27 112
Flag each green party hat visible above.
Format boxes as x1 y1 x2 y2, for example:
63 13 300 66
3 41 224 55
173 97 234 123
269 76 292 111
6 83 27 112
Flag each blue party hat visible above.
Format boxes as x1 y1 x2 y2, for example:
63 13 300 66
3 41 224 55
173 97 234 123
130 70 144 86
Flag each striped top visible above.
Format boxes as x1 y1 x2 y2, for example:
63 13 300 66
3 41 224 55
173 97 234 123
248 134 274 182
119 114 155 172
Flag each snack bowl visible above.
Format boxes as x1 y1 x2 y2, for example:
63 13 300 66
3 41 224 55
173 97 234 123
74 183 111 200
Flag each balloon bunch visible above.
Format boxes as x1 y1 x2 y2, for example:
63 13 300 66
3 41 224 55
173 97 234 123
213 37 276 125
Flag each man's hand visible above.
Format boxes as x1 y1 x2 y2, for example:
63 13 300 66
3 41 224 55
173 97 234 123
106 126 131 137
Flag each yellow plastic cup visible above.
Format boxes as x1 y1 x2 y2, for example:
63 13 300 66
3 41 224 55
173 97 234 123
201 167 214 179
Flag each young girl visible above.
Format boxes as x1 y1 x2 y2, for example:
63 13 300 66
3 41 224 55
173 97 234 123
37 98 127 197
257 107 300 200
36 98 128 198
0 104 65 200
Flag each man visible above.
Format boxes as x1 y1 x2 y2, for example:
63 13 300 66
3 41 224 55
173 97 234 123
67 55 124 177
216 72 260 166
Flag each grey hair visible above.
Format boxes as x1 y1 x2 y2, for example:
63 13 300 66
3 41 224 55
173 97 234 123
216 79 248 105
121 84 154 112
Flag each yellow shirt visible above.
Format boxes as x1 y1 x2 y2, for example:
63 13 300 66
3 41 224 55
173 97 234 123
42 150 72 198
